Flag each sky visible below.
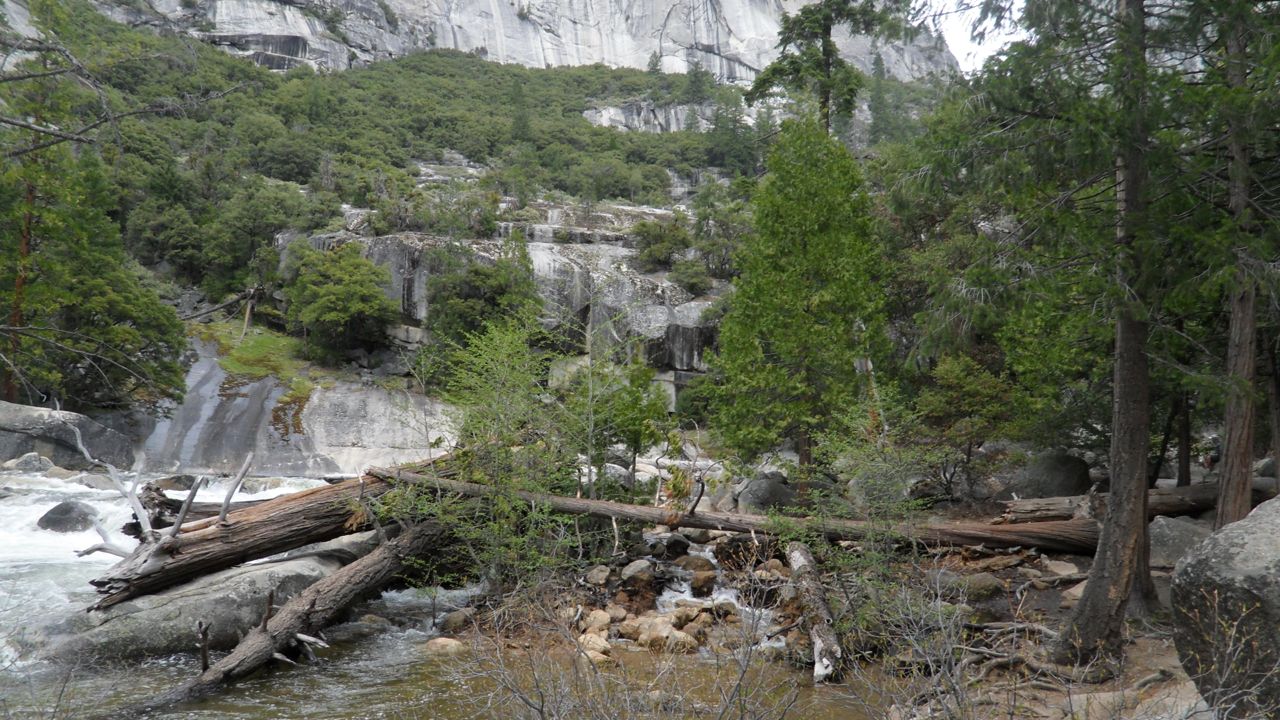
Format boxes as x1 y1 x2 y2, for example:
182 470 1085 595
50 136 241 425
933 2 1027 74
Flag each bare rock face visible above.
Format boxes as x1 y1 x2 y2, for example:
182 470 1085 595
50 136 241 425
1172 497 1280 717
90 0 957 81
0 401 134 470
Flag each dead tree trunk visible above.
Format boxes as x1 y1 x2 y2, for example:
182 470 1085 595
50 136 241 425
369 468 1103 553
994 481 1278 524
785 541 841 683
107 521 448 717
92 474 394 609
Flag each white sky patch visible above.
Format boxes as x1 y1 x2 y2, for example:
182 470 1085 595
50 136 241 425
932 1 1028 75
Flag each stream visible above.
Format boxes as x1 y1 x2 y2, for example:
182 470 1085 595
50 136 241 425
0 469 885 719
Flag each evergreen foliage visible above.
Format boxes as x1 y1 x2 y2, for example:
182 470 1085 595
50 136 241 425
282 242 399 356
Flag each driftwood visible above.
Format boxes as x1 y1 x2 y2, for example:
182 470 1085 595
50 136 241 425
368 468 1103 553
130 482 264 535
993 480 1278 525
785 541 842 683
108 521 448 717
92 474 394 609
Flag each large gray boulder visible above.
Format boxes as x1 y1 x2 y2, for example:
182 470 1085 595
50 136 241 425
32 532 379 662
1148 515 1212 569
37 500 97 533
735 469 795 513
1172 497 1280 717
0 401 134 470
990 450 1092 500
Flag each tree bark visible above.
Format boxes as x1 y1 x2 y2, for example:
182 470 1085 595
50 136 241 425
368 468 1103 553
91 473 397 609
1215 5 1257 530
1177 390 1192 487
1267 338 1280 495
107 521 448 717
785 541 842 683
994 480 1277 524
1052 0 1153 663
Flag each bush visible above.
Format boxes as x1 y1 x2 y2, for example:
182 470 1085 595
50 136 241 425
283 241 399 355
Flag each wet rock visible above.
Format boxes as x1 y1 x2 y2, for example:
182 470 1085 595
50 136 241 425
653 532 690 559
620 559 655 586
43 466 78 480
3 452 53 473
155 474 199 491
75 473 114 490
585 565 611 586
438 607 476 634
34 533 379 661
674 555 715 573
690 571 717 598
37 500 97 533
1148 515 1212 569
0 401 134 470
1173 496 1280 714
423 637 467 657
682 528 712 544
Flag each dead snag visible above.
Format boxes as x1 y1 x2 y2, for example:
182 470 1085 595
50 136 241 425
107 521 448 717
785 541 842 683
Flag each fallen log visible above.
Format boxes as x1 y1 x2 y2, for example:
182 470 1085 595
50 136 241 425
785 541 842 683
106 521 447 718
993 480 1278 525
368 468 1103 553
128 482 264 535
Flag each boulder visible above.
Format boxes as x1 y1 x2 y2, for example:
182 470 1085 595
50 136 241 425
735 469 794 513
75 473 114 491
32 532 377 662
580 609 611 634
423 637 467 657
2 452 53 473
438 607 476 634
925 569 1004 601
1255 456 1275 478
674 555 715 573
652 532 690 559
991 450 1092 500
577 633 611 655
44 466 78 480
1173 497 1280 716
1148 516 1211 569
585 565 611 586
36 500 97 532
0 401 134 470
690 571 717 598
620 559 655 586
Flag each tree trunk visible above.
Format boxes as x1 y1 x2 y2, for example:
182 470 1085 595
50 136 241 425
1215 6 1257 530
1177 390 1192 487
91 473 398 609
994 480 1277 524
1149 397 1176 488
109 521 448 717
1267 338 1280 496
1216 280 1257 528
1053 0 1152 663
785 541 842 683
368 468 1103 553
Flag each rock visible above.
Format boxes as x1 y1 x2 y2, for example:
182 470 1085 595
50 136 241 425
735 469 795 513
0 401 134 470
602 463 632 485
690 571 717 598
620 559 655 586
423 637 467 657
36 500 97 533
925 569 1004 601
43 466 78 480
155 474 199 491
758 558 791 578
1173 496 1280 714
605 604 628 623
992 450 1092 500
653 532 690 559
33 533 379 662
577 633 611 655
1148 516 1211 569
682 528 712 544
713 534 776 571
2 452 53 473
75 473 114 491
585 565 611 586
438 607 476 634
1130 681 1210 719
576 649 616 669
580 609 612 634
1062 690 1133 720
1255 456 1275 478
674 555 715 573
662 629 699 653
1041 559 1080 576
1060 580 1088 609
